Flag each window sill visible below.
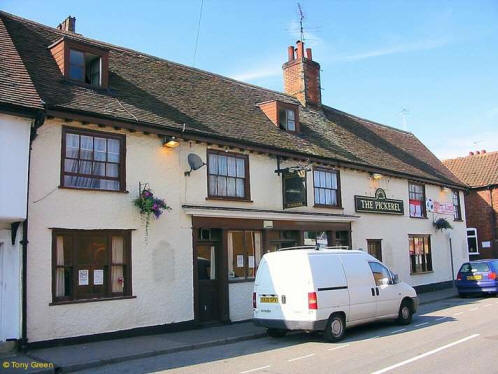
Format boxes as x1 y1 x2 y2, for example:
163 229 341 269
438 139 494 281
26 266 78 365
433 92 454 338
409 216 428 219
59 186 129 193
50 295 136 306
206 196 253 203
228 278 255 284
469 252 480 255
313 204 343 210
453 219 464 222
410 271 434 275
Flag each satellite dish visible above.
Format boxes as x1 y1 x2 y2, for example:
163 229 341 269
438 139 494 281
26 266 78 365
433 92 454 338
185 153 206 176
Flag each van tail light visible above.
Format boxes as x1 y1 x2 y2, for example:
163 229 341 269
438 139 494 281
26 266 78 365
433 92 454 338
308 292 318 310
253 292 256 308
456 273 462 281
488 272 496 280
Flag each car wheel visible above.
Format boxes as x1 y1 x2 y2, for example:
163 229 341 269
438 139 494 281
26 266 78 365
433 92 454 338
324 314 346 342
267 328 287 338
397 300 413 325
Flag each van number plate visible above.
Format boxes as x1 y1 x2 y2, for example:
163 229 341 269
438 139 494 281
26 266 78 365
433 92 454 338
260 296 278 303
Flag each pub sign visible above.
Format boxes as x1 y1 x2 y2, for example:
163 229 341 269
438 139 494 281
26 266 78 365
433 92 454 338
354 188 404 215
283 169 307 209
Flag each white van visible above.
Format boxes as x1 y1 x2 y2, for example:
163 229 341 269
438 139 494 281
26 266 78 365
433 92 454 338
253 247 418 342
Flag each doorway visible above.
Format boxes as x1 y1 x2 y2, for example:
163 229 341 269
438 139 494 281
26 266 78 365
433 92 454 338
367 239 382 261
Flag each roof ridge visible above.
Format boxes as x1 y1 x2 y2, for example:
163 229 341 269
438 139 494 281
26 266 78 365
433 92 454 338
442 150 498 162
0 10 299 103
323 105 413 135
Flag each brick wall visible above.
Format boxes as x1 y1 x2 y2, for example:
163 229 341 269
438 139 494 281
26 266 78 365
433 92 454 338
465 187 498 258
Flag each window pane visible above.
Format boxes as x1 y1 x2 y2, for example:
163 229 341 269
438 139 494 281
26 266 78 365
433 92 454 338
66 133 80 157
79 160 93 175
93 162 105 176
236 178 245 198
70 49 84 65
208 154 218 175
112 236 124 263
227 177 236 196
64 159 78 173
197 245 216 280
217 176 227 196
325 189 332 205
106 163 119 177
227 157 236 177
77 235 107 266
94 137 106 161
228 231 245 279
247 231 262 278
330 190 337 206
236 158 245 178
107 139 120 162
80 136 93 160
319 188 326 204
287 109 295 120
111 266 124 293
218 156 227 176
319 171 326 187
208 175 217 195
313 171 320 187
330 172 337 189
86 56 101 86
287 120 295 131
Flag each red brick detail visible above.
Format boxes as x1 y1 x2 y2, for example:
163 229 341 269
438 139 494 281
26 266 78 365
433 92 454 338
282 41 321 107
465 187 498 258
50 38 65 75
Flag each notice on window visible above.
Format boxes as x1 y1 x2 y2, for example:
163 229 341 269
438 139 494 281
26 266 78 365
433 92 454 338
248 256 255 268
236 255 244 268
482 241 491 248
78 270 89 286
94 269 104 285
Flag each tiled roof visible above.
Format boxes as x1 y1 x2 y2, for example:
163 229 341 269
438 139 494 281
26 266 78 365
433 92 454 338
0 11 464 187
443 151 498 188
0 15 42 111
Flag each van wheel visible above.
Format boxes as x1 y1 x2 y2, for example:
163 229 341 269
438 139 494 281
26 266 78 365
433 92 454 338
324 314 346 342
267 328 287 338
397 300 413 325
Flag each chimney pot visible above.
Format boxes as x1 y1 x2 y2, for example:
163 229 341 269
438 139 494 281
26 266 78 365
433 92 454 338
296 40 304 59
306 48 312 60
57 16 76 33
481 149 486 154
288 46 295 61
469 152 474 156
476 150 480 154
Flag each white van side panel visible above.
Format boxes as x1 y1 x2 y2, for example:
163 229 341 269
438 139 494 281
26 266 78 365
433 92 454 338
308 254 349 320
254 253 312 322
340 254 377 323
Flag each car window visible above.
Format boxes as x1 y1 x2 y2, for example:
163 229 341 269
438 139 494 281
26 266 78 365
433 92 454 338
368 262 392 286
460 262 490 273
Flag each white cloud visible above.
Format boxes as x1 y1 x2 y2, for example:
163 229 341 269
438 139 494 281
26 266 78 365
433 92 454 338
334 38 450 62
230 64 281 82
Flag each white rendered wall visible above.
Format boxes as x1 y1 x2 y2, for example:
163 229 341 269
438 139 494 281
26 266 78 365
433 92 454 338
0 226 22 341
0 114 31 224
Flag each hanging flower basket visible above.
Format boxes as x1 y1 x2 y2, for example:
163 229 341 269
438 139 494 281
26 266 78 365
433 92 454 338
433 218 453 231
134 184 171 239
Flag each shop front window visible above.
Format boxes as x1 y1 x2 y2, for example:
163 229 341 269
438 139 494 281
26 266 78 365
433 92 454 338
266 230 299 252
228 231 262 280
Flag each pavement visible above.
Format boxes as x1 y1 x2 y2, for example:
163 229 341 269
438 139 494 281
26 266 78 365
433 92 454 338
4 287 458 373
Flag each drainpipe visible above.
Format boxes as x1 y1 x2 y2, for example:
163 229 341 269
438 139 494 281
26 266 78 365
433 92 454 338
19 112 44 351
490 187 497 257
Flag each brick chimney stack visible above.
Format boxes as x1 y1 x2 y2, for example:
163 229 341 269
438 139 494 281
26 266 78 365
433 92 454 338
282 41 321 107
57 16 76 33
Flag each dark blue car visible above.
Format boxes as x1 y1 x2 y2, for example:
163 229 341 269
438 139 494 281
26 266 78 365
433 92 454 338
456 259 498 297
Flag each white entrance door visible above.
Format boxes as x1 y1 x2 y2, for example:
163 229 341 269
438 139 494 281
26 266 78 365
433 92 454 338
0 243 5 341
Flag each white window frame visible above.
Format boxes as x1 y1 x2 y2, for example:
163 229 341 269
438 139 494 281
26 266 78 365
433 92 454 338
466 228 479 255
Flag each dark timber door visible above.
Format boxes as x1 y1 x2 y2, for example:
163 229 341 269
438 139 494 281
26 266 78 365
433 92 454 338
196 243 220 322
367 239 382 261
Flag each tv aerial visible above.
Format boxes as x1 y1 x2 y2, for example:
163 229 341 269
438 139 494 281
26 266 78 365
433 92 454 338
185 153 206 176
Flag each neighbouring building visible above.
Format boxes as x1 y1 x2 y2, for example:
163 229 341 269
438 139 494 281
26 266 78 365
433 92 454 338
0 15 44 347
0 11 469 346
444 151 498 259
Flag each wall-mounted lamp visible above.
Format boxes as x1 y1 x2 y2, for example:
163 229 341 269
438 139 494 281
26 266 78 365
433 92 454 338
441 186 451 193
162 136 180 148
372 173 383 180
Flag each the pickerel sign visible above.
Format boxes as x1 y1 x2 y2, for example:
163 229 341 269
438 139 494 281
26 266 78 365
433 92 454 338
354 188 404 215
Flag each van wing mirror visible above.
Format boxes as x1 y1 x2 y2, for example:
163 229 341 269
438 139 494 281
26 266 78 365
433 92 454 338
392 273 399 284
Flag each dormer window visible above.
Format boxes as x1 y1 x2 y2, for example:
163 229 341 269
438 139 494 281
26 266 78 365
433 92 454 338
278 108 296 131
258 100 300 133
49 37 109 89
69 49 101 86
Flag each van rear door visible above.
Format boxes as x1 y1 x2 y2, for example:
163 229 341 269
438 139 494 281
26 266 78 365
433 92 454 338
340 254 377 322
